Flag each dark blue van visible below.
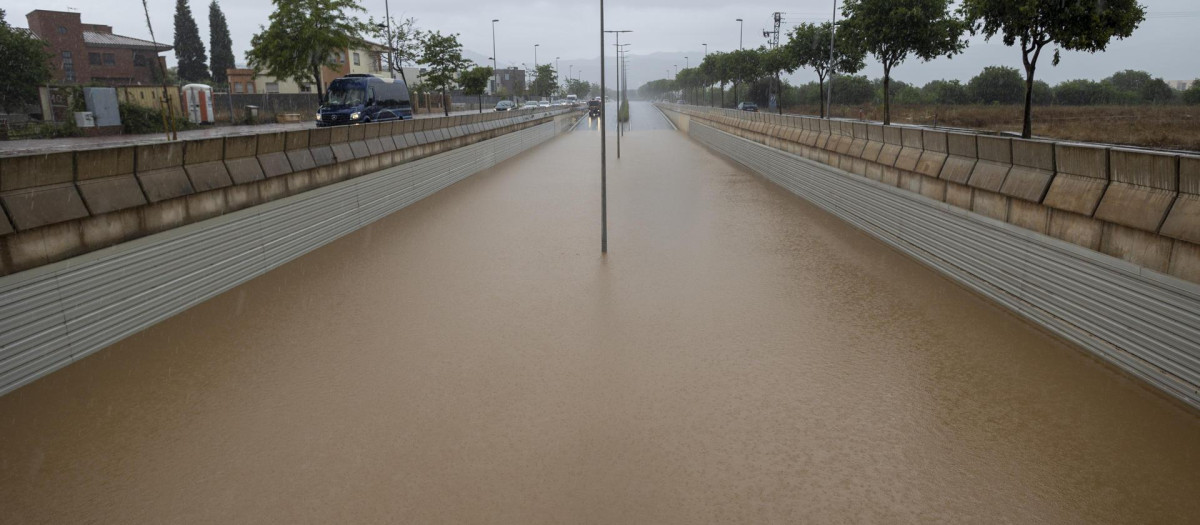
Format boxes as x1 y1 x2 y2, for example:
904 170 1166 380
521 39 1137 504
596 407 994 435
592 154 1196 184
317 74 413 126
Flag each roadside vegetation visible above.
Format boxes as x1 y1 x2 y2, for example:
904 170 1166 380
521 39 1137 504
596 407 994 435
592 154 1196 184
640 0 1200 149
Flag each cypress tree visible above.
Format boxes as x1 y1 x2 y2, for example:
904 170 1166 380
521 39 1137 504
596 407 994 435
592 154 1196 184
208 0 234 85
173 0 210 82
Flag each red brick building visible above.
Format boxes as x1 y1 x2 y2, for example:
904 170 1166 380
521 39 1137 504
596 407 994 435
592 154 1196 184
25 9 172 86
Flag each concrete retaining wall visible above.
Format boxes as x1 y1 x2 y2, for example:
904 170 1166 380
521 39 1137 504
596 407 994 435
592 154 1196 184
0 113 580 397
0 108 573 277
659 104 1200 410
658 104 1200 285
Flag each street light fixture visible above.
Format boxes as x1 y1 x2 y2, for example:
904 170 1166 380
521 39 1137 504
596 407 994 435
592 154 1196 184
736 18 743 49
491 19 500 95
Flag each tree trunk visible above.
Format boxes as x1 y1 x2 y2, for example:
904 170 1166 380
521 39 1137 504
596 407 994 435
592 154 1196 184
883 65 892 126
478 93 483 113
313 64 324 104
818 75 826 119
442 87 449 117
720 82 725 107
1022 65 1035 138
1020 42 1042 139
776 72 783 114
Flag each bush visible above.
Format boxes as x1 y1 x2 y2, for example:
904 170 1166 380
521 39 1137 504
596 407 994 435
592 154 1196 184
968 66 1025 105
119 102 194 135
618 98 629 122
922 79 970 105
1184 82 1200 105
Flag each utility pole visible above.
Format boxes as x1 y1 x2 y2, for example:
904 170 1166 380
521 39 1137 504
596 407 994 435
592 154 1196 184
556 56 560 98
492 19 500 95
736 18 743 49
764 12 783 113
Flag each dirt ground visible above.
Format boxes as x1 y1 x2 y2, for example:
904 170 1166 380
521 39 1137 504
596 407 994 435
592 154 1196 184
783 104 1200 152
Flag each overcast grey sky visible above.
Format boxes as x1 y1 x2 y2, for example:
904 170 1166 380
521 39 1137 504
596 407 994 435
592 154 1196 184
5 0 1197 89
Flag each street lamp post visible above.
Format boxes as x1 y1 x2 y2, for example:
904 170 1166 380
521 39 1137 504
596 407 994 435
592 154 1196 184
702 44 710 106
599 1 607 253
736 18 743 49
491 19 499 95
556 56 560 98
605 30 631 158
826 0 838 120
382 0 394 79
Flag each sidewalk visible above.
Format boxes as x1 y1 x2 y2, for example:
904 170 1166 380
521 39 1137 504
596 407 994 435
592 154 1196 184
0 109 489 157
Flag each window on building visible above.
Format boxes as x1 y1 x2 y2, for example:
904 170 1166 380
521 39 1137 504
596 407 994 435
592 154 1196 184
56 26 67 34
247 83 255 94
353 52 360 66
134 54 147 67
89 53 102 65
299 84 312 93
265 82 280 93
505 73 510 81
234 82 244 93
62 51 75 82
103 53 115 66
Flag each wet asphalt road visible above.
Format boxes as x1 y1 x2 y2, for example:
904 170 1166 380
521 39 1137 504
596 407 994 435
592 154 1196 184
1 102 1198 523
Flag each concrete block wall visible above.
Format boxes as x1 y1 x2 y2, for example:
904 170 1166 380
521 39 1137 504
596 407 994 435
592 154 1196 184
656 104 1200 286
0 108 578 276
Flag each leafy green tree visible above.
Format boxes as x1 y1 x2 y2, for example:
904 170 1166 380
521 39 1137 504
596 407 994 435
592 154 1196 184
830 75 874 105
208 1 234 85
173 0 209 82
1033 80 1053 105
841 0 968 124
368 16 423 87
565 78 591 99
530 64 557 98
961 0 1145 137
0 8 52 112
785 21 866 117
420 30 470 116
922 79 970 105
968 66 1024 104
726 48 763 105
699 54 721 106
702 52 732 107
1184 82 1200 105
247 0 366 103
1105 70 1174 104
459 66 493 113
1054 79 1116 105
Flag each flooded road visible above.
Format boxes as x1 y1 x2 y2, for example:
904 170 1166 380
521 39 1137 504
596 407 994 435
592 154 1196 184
1 103 1198 523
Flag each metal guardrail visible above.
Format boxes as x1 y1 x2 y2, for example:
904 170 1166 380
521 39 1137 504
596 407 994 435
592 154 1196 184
687 121 1200 410
0 122 560 396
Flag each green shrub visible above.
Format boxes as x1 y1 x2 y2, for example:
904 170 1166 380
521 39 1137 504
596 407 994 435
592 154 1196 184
618 99 630 122
118 102 195 135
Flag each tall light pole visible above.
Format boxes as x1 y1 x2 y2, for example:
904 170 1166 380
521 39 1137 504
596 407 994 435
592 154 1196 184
382 0 394 79
605 30 631 157
534 43 539 68
702 43 708 56
491 19 500 95
685 56 689 69
736 18 743 49
556 56 560 98
827 1 838 120
599 1 607 253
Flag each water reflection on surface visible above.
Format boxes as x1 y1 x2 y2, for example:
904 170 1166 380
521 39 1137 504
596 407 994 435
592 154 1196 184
1 106 1197 523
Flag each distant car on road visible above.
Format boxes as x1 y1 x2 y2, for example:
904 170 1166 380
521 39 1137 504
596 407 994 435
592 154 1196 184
538 100 551 108
737 102 759 112
495 100 515 111
587 100 601 118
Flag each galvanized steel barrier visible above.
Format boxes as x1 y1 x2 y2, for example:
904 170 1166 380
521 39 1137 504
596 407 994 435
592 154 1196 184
687 121 1200 410
0 122 560 396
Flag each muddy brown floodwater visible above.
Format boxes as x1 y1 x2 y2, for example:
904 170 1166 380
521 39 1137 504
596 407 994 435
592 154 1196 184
1 104 1198 523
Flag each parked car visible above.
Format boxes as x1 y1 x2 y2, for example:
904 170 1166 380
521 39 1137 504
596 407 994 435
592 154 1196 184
495 100 515 111
538 100 551 108
737 102 758 112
